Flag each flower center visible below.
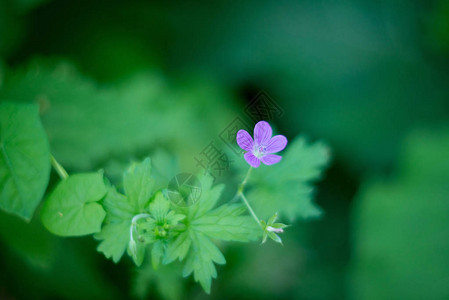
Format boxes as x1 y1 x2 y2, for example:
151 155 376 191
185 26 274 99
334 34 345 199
254 144 267 158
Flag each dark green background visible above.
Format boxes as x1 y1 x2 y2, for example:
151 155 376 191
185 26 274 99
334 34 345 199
1 0 449 299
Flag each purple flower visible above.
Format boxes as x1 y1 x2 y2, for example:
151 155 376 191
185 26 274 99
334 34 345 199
236 121 288 168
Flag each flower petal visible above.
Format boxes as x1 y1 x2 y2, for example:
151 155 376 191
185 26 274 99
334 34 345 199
236 129 254 151
266 135 287 153
261 154 282 165
244 152 261 168
254 121 272 145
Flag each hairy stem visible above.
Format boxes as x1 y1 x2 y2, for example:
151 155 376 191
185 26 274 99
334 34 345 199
51 155 68 179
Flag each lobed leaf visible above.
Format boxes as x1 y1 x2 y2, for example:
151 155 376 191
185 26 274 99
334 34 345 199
96 158 159 263
124 157 154 210
94 186 137 263
247 136 330 221
182 231 226 294
192 204 260 242
165 172 259 293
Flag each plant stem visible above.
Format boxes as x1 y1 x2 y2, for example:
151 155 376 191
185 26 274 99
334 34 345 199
239 191 262 227
131 213 151 225
238 166 253 194
51 155 68 179
234 166 263 228
130 213 151 242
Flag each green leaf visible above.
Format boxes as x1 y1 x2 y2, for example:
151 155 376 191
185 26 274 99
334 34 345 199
95 158 160 263
127 192 186 267
165 172 258 293
164 231 191 264
0 101 50 220
124 157 154 210
246 136 330 221
41 173 107 236
188 172 223 219
351 128 449 299
149 192 170 223
192 204 260 242
94 186 137 263
182 231 226 294
0 61 238 172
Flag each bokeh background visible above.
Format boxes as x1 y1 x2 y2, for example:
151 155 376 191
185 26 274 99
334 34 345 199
1 0 449 299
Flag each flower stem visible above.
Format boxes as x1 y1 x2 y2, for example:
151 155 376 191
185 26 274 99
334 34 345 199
235 166 263 228
51 155 68 179
238 166 252 194
239 192 262 227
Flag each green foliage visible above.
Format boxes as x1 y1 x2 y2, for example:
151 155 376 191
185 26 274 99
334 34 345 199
182 230 226 293
0 59 332 296
0 62 166 170
95 158 156 263
0 101 50 220
41 173 107 236
246 136 330 221
164 173 259 293
2 1 449 299
351 128 449 300
0 60 237 172
124 158 154 211
94 185 136 262
130 192 185 267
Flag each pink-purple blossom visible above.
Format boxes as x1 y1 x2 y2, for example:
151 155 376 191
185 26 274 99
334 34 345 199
236 121 288 168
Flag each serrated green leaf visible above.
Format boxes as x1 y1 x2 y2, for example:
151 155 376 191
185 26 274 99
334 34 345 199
188 172 224 219
94 186 137 263
164 231 191 264
96 158 158 263
247 136 330 221
182 231 226 294
96 158 178 264
41 173 107 236
192 204 259 242
165 172 258 293
149 192 170 223
124 157 154 210
0 101 50 220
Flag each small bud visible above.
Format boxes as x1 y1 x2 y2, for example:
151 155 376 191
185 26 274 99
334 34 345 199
266 226 284 233
129 239 137 257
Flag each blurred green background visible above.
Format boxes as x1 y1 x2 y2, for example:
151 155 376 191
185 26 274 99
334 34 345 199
1 0 449 299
